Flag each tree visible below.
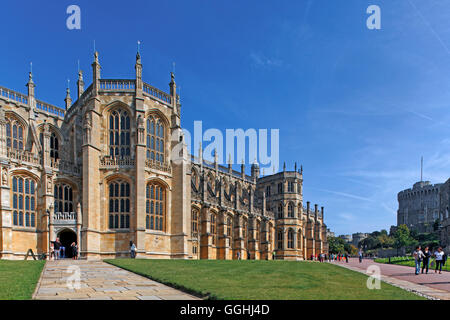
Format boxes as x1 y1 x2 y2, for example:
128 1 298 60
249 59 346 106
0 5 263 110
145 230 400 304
327 236 345 254
393 224 414 254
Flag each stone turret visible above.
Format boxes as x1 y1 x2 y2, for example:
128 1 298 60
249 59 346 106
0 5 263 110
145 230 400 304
64 84 72 109
77 70 84 99
26 71 35 108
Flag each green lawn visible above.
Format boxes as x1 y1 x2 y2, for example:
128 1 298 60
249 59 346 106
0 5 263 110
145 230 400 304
105 259 425 300
0 260 45 300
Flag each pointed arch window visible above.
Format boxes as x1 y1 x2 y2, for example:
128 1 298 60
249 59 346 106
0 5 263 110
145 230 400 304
54 184 73 213
146 182 165 231
6 118 24 151
277 203 283 219
109 109 131 158
243 219 248 248
146 115 165 163
227 217 232 237
109 181 130 229
288 203 294 218
211 212 217 245
191 208 199 237
298 228 302 249
277 230 283 250
50 132 59 161
288 229 295 249
12 176 36 227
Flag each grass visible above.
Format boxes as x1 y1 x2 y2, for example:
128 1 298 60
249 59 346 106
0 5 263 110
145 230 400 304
105 259 425 300
0 260 45 300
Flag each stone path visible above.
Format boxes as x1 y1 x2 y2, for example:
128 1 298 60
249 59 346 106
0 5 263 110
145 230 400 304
332 258 450 300
33 260 200 300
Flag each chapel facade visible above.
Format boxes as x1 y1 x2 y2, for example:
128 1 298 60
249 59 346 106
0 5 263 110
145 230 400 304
0 52 328 260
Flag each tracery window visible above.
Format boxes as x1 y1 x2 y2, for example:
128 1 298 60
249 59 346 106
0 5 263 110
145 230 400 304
12 176 36 227
146 182 165 231
6 118 24 151
54 184 73 213
298 229 302 249
146 115 165 163
288 229 294 249
50 132 59 161
277 230 283 250
109 109 131 158
109 181 130 229
227 217 232 237
192 208 199 236
277 203 283 219
211 212 217 245
288 203 294 218
288 181 294 192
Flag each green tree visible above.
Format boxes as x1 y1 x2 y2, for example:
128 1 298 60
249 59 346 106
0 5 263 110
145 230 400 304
327 236 345 254
393 224 414 254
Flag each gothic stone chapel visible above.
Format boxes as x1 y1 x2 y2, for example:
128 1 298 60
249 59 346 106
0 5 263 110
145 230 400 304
0 51 328 260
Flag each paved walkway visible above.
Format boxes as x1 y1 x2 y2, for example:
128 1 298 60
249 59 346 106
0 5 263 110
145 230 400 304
33 260 200 300
332 258 450 300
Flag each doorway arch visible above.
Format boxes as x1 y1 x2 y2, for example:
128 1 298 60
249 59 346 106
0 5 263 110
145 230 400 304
58 229 77 258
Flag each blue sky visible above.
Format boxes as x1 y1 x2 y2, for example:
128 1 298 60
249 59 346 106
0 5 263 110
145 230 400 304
1 0 450 236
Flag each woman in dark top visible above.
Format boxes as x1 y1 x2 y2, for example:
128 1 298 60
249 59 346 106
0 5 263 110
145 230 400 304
71 242 78 260
422 246 431 274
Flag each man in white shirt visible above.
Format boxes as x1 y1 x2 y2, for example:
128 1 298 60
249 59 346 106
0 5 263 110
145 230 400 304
413 246 424 275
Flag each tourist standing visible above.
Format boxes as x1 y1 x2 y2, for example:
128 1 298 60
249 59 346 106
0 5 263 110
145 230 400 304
344 253 349 263
60 244 65 259
434 247 444 274
237 251 241 260
358 250 363 263
421 247 431 274
71 242 78 260
51 238 61 260
413 246 424 275
130 241 137 259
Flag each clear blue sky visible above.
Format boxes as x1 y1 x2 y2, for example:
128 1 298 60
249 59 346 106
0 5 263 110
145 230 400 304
1 0 450 236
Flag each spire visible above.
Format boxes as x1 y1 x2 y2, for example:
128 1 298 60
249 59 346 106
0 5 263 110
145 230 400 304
77 70 84 99
283 162 286 172
241 159 245 179
228 153 232 173
26 64 35 108
295 162 297 172
135 47 143 92
64 79 72 109
92 51 101 94
300 165 303 174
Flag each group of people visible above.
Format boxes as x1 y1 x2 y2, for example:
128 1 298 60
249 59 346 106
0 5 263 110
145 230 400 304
413 246 447 275
50 238 78 260
327 253 350 263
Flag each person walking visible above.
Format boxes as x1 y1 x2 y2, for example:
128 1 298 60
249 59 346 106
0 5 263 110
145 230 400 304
51 238 61 260
358 250 363 263
413 246 424 275
344 253 349 263
421 246 431 274
130 241 137 259
434 247 444 274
